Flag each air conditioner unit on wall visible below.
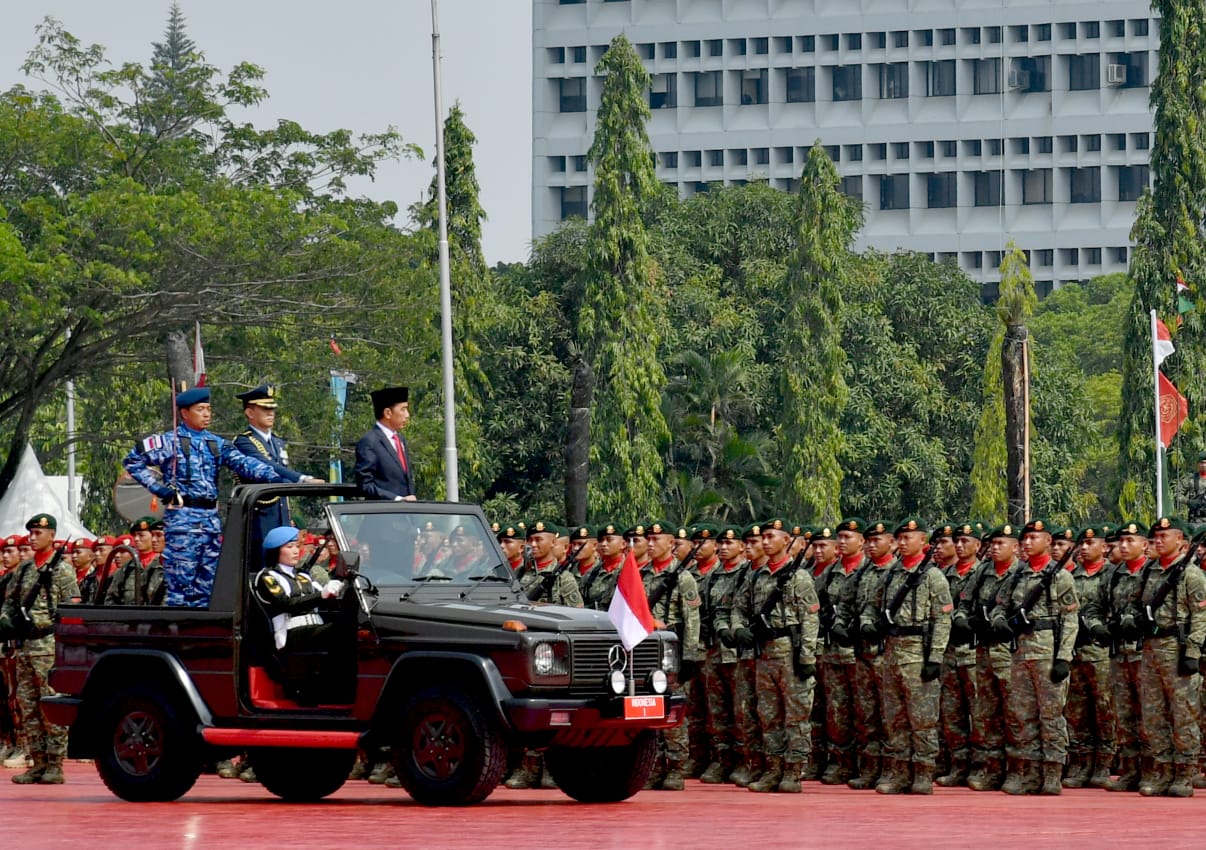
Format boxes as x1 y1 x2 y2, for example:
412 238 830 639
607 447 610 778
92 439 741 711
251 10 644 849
651 75 669 94
1008 69 1030 89
1107 63 1128 85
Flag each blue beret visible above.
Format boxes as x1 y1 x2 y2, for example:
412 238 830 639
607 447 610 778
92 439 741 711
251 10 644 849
176 386 211 408
263 526 300 551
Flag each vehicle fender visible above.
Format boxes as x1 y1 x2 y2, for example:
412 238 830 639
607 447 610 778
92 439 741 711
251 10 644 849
373 651 515 733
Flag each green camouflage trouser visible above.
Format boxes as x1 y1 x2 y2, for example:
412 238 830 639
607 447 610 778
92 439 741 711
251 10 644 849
882 654 941 767
734 659 761 756
1006 657 1069 764
939 654 975 767
15 651 66 758
755 656 814 764
821 661 856 758
852 654 884 758
1110 655 1145 760
1066 659 1116 760
970 646 1011 762
1139 640 1201 765
704 656 743 754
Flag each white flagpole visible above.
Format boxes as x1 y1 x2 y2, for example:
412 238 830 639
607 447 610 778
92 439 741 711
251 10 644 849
1152 309 1164 515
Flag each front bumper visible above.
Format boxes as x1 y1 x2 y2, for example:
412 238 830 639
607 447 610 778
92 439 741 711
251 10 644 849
502 692 686 735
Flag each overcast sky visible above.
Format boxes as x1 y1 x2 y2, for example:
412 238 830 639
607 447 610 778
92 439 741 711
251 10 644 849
0 1 533 264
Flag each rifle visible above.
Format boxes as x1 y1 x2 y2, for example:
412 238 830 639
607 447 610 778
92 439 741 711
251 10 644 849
297 533 328 577
1140 529 1206 635
526 544 585 603
11 542 68 640
754 539 813 639
1006 545 1078 634
882 548 936 628
646 541 703 612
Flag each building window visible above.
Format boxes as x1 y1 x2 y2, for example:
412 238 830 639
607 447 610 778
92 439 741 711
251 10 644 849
1036 249 1054 267
964 139 983 156
1060 22 1077 39
1112 246 1128 263
728 38 747 56
685 40 701 58
1118 164 1150 201
753 37 769 55
740 69 768 104
776 147 794 164
832 66 862 101
649 73 677 108
871 143 887 160
560 186 587 220
685 150 702 167
661 42 677 59
962 27 981 45
845 144 864 162
1083 21 1100 39
840 175 863 199
753 147 770 165
1011 56 1050 92
1085 134 1102 152
893 30 909 48
926 60 956 96
729 149 748 166
559 77 586 112
974 171 1004 206
964 251 984 269
776 36 792 54
940 140 957 157
1069 167 1102 203
824 145 840 162
918 141 935 158
708 149 724 167
550 156 566 173
939 28 956 46
972 58 1002 94
1133 132 1151 150
1108 20 1125 37
879 174 909 210
1011 25 1029 43
1012 137 1030 154
786 67 817 102
1036 23 1052 41
637 43 654 60
893 142 909 159
708 39 723 57
918 29 934 47
927 173 957 208
800 35 816 53
1111 52 1149 87
694 71 723 107
878 63 909 98
871 32 887 50
1022 169 1053 204
1131 19 1149 37
548 47 566 64
847 33 862 50
572 155 587 172
987 138 1003 156
1086 247 1102 265
1036 136 1054 154
1068 54 1100 90
659 151 678 169
987 26 1003 44
1061 248 1080 265
1060 135 1079 153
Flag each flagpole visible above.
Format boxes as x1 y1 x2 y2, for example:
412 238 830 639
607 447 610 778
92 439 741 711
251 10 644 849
1152 309 1164 515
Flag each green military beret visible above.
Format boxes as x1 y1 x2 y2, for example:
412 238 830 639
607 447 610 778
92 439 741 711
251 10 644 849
525 520 557 538
675 525 691 540
1116 520 1147 539
761 518 799 535
865 520 892 537
813 525 835 540
1077 525 1107 543
797 525 818 540
597 522 623 538
953 520 986 540
129 516 157 534
691 522 720 541
1198 451 1206 462
836 517 867 534
25 513 56 531
1150 516 1191 536
718 524 743 541
449 523 471 540
569 524 595 540
622 524 646 538
1049 525 1077 542
929 523 956 544
985 523 1019 540
1099 522 1119 542
894 517 928 536
645 520 674 536
741 522 763 540
1019 518 1052 537
495 522 523 541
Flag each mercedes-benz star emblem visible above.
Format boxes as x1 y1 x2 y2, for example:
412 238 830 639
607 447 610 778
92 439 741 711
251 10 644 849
607 643 626 672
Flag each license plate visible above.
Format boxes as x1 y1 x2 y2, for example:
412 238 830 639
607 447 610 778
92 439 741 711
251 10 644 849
623 695 665 720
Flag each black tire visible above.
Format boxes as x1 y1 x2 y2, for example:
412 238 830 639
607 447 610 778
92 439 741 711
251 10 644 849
544 730 657 803
253 748 355 802
393 685 506 806
94 684 203 802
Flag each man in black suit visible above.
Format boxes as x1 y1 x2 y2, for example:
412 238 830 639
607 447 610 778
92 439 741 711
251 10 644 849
233 384 324 554
355 386 417 501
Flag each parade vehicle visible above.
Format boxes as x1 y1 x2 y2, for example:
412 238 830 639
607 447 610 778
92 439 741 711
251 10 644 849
42 484 684 806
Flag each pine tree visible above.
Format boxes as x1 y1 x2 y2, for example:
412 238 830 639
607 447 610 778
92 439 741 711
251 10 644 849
972 242 1036 523
776 144 860 522
576 34 668 521
147 1 202 136
1116 0 1206 516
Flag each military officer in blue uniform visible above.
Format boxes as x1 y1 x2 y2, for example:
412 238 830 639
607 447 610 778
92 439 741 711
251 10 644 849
124 386 294 608
232 384 324 555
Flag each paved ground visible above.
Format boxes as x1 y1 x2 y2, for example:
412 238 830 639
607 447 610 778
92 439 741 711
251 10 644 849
4 763 1204 849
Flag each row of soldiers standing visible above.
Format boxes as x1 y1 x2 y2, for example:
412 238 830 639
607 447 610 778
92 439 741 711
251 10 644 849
493 511 1206 798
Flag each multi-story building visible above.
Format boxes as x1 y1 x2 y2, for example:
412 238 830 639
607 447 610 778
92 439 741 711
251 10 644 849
532 0 1157 295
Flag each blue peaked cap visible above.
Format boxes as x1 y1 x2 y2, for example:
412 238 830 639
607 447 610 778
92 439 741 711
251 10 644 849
263 526 300 552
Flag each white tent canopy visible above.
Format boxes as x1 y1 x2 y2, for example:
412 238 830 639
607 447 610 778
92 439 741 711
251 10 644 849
0 444 94 539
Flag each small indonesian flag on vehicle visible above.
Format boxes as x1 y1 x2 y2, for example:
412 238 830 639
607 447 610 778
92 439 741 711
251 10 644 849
608 550 656 651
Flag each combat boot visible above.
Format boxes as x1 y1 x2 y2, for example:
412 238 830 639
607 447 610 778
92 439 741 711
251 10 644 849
847 755 881 790
1002 759 1040 795
660 761 686 791
11 752 46 785
802 757 822 781
367 760 393 785
1139 762 1173 797
216 758 240 779
820 751 853 785
348 757 369 781
875 759 911 795
1039 762 1062 796
3 748 29 769
700 753 728 784
967 757 1004 791
39 754 65 785
1061 755 1091 789
1105 756 1140 791
778 761 805 793
504 752 541 790
910 763 935 795
730 751 761 787
1167 763 1195 798
1088 756 1113 789
539 766 559 790
237 764 257 783
935 755 969 787
748 755 784 792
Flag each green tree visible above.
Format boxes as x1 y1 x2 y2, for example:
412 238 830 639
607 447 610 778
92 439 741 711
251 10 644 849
1117 0 1206 516
576 35 668 521
775 144 860 522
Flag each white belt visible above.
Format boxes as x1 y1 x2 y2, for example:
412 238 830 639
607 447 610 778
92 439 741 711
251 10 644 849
286 613 323 630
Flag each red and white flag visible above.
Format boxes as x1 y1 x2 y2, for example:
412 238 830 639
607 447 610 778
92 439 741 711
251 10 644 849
1154 317 1175 368
193 321 207 387
608 550 656 651
1158 370 1188 448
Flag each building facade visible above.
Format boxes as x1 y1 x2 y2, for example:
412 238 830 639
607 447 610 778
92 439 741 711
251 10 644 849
533 0 1157 294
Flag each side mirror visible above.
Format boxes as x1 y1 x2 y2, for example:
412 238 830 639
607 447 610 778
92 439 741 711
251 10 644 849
336 551 361 577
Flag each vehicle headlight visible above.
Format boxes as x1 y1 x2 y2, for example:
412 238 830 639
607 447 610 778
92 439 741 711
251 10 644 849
608 670 628 695
647 669 668 694
661 638 679 673
530 638 569 678
534 642 555 675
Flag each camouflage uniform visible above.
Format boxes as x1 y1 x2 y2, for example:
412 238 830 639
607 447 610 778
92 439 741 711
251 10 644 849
730 560 762 783
1064 559 1116 787
644 556 702 777
959 557 1017 789
1105 557 1149 790
104 554 164 606
871 556 952 792
732 556 820 789
817 555 864 783
1137 554 1206 794
700 557 746 782
938 560 979 785
518 560 583 608
578 559 617 611
992 555 1079 793
1 553 79 783
845 555 896 787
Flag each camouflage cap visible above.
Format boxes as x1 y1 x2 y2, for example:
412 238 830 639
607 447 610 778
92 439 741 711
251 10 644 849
894 517 928 536
25 513 56 531
836 517 867 534
1150 516 1191 537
